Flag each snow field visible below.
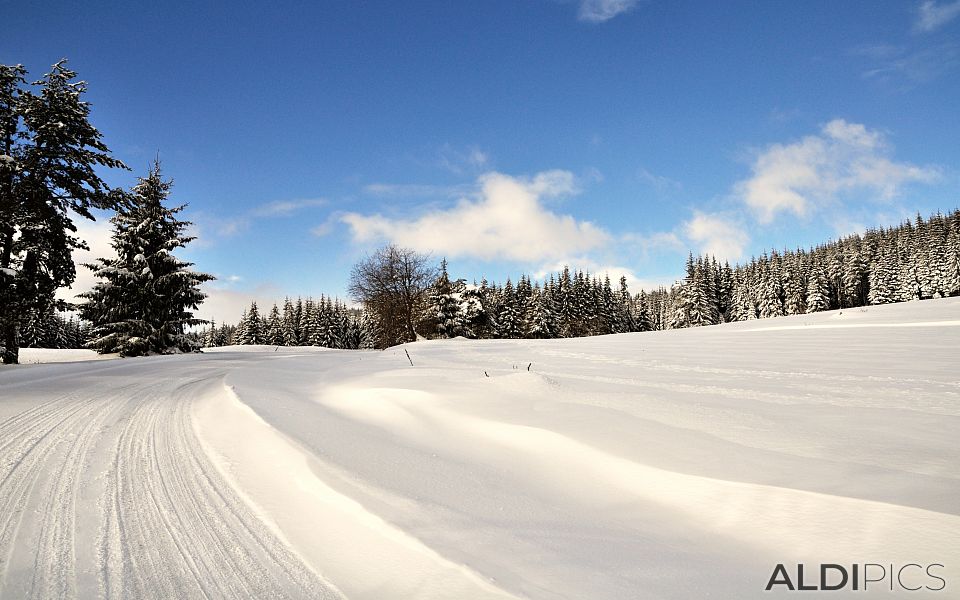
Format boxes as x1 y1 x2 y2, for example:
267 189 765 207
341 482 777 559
0 297 958 598
210 298 960 598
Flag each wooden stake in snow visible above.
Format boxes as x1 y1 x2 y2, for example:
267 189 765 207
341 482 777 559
404 348 414 366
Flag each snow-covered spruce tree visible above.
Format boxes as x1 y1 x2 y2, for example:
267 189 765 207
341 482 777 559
237 301 263 345
527 287 559 339
429 259 464 338
79 162 213 356
320 297 341 348
805 262 830 313
1 61 127 364
266 303 283 345
281 297 298 345
496 279 523 338
617 276 636 333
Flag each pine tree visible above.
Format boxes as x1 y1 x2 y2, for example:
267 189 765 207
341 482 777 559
868 240 898 305
203 320 218 347
669 255 697 329
430 258 463 338
266 303 283 345
235 310 249 345
634 290 653 331
320 297 340 348
617 275 635 333
240 301 264 345
358 310 380 349
0 61 126 363
496 279 523 338
805 262 830 313
282 297 298 346
80 162 212 356
528 287 559 339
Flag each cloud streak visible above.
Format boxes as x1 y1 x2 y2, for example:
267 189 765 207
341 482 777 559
250 198 327 217
578 0 640 22
915 0 960 32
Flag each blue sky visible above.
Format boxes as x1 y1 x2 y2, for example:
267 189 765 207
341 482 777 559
5 0 960 322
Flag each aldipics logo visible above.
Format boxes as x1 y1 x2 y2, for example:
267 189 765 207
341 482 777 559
765 564 946 592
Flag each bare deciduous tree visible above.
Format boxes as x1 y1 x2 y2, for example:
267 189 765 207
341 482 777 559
347 244 435 348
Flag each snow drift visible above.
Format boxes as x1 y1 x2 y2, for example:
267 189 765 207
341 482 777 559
1 298 957 598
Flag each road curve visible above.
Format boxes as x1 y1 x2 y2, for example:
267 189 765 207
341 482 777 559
0 354 344 599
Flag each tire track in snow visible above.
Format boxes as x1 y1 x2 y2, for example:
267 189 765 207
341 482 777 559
0 393 108 595
27 393 132 600
98 377 343 599
0 366 343 599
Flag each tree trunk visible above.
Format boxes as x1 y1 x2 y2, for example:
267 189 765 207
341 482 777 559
1 314 18 364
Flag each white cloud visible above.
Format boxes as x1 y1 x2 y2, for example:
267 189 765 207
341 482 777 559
735 119 939 224
310 213 341 238
342 170 607 262
915 0 960 32
578 0 639 22
682 212 749 262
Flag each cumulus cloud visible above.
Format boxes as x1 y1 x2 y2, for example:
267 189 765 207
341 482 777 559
578 0 640 22
682 212 749 262
341 170 608 262
915 0 960 32
735 119 939 224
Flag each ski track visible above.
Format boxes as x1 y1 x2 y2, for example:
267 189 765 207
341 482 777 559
0 364 343 600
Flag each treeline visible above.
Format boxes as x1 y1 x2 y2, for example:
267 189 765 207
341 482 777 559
213 209 959 349
28 208 960 353
201 296 374 349
15 305 91 350
656 209 960 329
408 209 960 343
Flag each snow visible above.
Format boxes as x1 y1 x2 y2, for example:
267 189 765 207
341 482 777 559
202 344 335 353
15 348 117 364
1 297 958 598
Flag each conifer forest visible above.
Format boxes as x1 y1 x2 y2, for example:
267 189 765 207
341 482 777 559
206 210 960 350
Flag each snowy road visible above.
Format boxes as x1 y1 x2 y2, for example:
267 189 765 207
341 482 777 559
1 298 959 599
0 356 344 599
